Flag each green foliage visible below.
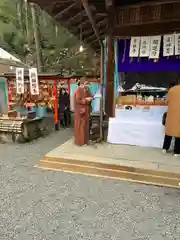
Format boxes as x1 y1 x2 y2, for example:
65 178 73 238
0 0 99 75
0 0 28 57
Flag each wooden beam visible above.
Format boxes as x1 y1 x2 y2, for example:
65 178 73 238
57 18 100 42
85 33 96 42
56 18 92 36
91 38 100 44
54 1 77 19
99 28 107 36
45 0 73 10
105 0 114 33
114 1 180 28
68 6 95 23
79 19 107 36
69 9 85 22
91 33 106 44
97 13 108 17
81 0 102 46
50 0 73 3
119 0 180 9
76 18 90 28
105 0 114 9
113 20 180 37
99 27 107 35
96 19 107 27
82 28 94 37
84 25 106 42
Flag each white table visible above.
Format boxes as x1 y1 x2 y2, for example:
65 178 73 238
107 107 167 148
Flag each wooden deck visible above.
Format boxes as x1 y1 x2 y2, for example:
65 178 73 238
35 139 180 189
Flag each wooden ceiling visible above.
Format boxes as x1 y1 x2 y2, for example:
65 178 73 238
28 0 180 52
28 0 108 52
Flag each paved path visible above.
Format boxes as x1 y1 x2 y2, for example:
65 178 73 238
0 129 180 240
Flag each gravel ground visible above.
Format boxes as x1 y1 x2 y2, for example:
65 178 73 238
0 129 180 240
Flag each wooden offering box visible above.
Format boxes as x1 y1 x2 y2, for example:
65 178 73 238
8 110 17 118
118 95 136 105
118 96 167 107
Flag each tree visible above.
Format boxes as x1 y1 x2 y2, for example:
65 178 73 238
0 0 100 75
30 2 43 72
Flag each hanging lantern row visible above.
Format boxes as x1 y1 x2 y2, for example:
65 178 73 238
16 68 39 95
129 33 180 59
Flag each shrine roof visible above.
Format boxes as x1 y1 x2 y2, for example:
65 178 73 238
28 0 179 52
1 72 99 79
28 0 150 51
28 0 108 53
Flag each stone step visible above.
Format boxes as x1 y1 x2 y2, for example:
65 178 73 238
35 156 180 189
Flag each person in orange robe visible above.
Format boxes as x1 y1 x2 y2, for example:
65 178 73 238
162 81 180 156
74 78 93 145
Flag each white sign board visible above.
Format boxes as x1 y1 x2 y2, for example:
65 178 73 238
149 36 161 59
29 68 39 95
163 34 174 56
140 36 150 57
129 37 141 57
16 68 24 94
175 33 180 55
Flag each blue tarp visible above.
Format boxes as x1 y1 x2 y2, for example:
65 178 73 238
118 39 180 72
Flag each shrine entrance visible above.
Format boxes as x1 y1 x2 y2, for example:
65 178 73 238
28 0 180 188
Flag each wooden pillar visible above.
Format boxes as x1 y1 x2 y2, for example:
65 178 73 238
105 35 115 117
67 79 71 97
53 79 59 131
7 78 12 110
100 44 104 140
105 0 115 117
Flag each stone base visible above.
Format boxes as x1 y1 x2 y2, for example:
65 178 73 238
35 138 180 188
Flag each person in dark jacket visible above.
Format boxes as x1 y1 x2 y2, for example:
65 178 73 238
58 88 71 127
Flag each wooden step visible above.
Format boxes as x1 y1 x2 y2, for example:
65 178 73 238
35 156 180 189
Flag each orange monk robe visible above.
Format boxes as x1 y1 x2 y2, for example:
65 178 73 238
165 85 180 138
74 86 93 145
